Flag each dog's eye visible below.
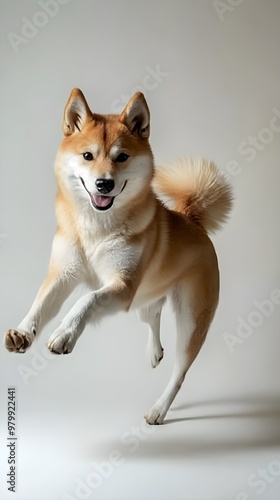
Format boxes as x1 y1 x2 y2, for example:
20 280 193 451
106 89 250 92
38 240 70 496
116 153 129 163
83 152 93 161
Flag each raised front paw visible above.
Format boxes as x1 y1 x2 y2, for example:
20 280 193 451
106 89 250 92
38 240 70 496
4 329 33 353
47 329 77 354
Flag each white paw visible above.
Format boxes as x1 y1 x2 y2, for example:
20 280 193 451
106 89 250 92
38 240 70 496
4 329 34 353
147 343 164 368
47 329 77 354
145 404 167 425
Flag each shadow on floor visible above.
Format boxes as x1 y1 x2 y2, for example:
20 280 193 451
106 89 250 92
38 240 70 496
85 394 280 460
166 393 280 423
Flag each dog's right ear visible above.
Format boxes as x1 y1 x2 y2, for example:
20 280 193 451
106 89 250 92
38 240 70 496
63 88 92 136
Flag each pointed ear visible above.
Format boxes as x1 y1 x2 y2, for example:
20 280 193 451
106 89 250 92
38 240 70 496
63 88 92 136
120 92 150 138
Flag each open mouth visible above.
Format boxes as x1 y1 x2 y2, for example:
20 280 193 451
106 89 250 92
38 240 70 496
80 178 127 212
90 193 114 211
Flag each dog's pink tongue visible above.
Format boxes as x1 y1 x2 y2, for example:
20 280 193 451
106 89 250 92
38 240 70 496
92 195 112 208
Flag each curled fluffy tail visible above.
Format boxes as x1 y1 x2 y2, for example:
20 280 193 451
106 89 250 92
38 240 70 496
152 158 233 233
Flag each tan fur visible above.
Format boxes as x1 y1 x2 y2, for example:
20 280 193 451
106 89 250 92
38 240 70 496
4 88 233 424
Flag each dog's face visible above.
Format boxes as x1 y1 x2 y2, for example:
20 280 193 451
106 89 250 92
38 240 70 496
56 89 154 213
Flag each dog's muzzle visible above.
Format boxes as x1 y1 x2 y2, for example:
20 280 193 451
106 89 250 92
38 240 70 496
95 178 115 194
80 177 127 211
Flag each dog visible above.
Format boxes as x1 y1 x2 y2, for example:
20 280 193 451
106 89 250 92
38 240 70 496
4 88 233 424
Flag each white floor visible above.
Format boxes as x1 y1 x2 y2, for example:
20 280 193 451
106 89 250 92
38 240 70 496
1 312 280 500
16 395 280 500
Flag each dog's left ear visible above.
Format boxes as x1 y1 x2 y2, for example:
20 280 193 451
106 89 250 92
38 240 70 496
120 92 150 138
63 88 92 136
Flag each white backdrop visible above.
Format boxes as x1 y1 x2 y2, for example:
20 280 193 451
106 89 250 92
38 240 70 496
1 1 280 499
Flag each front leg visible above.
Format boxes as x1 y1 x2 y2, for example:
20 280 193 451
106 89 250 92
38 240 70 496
47 279 135 354
4 231 83 353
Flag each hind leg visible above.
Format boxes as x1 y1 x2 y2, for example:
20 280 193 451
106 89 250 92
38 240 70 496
137 298 165 368
145 273 218 424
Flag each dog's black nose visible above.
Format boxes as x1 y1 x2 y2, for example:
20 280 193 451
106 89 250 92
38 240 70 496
95 178 115 194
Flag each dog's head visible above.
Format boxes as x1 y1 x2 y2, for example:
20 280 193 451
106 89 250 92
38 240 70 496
56 88 154 213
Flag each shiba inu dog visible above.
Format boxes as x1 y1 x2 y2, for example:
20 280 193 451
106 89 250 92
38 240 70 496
4 89 233 424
